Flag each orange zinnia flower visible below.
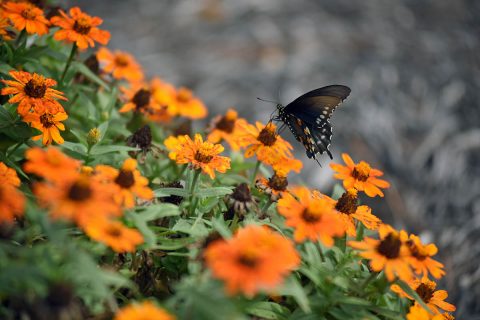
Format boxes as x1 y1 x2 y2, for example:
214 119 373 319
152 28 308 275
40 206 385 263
256 171 289 201
23 110 68 145
406 234 445 279
406 304 454 320
0 16 14 40
119 78 176 122
172 87 207 119
348 224 413 281
114 301 175 320
97 47 143 82
269 152 303 175
2 2 49 35
0 184 25 224
204 225 300 297
83 218 144 253
1 70 67 116
277 186 345 245
207 109 247 151
95 158 153 208
0 162 20 187
330 153 390 197
34 172 121 227
239 122 295 168
50 6 110 50
23 147 81 182
391 277 456 314
170 134 230 179
318 188 382 237
164 135 182 160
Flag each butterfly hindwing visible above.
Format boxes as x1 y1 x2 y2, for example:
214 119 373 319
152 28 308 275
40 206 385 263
279 85 350 160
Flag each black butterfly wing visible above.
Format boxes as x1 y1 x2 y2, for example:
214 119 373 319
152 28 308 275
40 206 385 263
282 85 350 159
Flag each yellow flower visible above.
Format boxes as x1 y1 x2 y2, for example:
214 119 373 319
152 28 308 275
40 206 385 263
169 134 230 179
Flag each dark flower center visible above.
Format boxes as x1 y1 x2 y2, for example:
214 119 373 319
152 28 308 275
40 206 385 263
132 89 151 111
73 18 92 34
416 283 434 303
39 113 55 128
21 8 37 20
194 151 213 163
114 55 130 67
335 191 358 215
127 125 152 152
68 181 92 202
215 115 235 133
376 233 401 259
301 208 321 223
115 170 135 188
107 226 122 238
237 254 258 268
406 240 427 261
268 174 288 191
24 79 47 98
257 126 277 146
231 183 252 203
352 162 371 182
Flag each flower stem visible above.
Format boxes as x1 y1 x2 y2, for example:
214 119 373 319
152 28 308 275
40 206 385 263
189 170 201 215
60 43 77 83
261 198 273 214
250 160 261 185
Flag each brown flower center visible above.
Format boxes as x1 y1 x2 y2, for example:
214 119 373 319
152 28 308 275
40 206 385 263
352 161 371 182
406 240 427 261
177 87 192 102
335 189 358 215
415 283 435 303
268 173 288 191
194 145 215 163
376 233 401 259
132 89 151 111
106 226 122 238
115 169 135 188
67 180 92 202
24 76 47 98
215 114 235 133
39 113 55 128
127 125 152 152
237 253 258 268
114 54 130 67
257 125 277 146
301 207 321 223
231 183 252 203
21 8 37 20
73 18 92 34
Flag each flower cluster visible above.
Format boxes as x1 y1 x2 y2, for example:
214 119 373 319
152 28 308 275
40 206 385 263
0 1 457 319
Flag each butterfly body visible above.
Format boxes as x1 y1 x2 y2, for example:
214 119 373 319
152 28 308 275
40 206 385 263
274 85 351 160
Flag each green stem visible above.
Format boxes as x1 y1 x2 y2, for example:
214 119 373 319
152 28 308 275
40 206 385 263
250 160 261 185
317 241 325 262
60 43 77 83
6 140 24 158
15 29 27 47
189 170 201 215
260 198 273 214
360 272 377 293
355 221 365 241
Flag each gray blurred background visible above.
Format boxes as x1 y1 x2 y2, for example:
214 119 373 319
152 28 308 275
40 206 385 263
67 0 480 318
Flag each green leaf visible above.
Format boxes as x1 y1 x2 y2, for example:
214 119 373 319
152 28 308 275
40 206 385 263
155 187 190 198
194 187 233 198
89 145 138 156
154 237 194 250
173 218 209 237
61 141 88 155
246 302 290 320
278 276 310 313
136 203 180 220
70 61 109 89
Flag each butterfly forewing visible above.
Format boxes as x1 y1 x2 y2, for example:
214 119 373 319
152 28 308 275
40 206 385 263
279 85 350 160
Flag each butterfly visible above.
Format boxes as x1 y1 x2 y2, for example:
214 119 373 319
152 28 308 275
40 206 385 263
272 85 351 162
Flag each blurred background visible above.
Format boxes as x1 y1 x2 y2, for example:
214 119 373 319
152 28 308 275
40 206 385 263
66 0 480 318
